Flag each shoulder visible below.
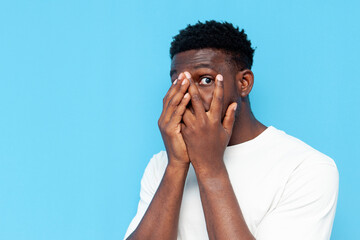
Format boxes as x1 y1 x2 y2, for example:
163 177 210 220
269 126 337 167
140 150 168 191
265 126 339 196
269 126 339 202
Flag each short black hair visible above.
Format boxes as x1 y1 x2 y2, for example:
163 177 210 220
170 20 255 70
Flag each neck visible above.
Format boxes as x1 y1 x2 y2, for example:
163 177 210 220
228 98 267 146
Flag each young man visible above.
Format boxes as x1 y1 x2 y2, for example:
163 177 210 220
124 21 339 240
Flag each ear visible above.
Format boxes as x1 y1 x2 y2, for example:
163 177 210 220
235 69 254 97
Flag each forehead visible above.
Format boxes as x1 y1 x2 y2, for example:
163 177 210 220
170 48 231 76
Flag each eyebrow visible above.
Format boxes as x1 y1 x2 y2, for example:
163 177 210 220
169 63 216 77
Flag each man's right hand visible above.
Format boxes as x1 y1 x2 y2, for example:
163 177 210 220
158 73 191 169
126 73 191 240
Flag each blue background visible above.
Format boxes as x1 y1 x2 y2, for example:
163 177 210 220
0 0 359 239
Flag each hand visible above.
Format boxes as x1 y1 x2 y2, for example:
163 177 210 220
181 72 237 176
158 73 191 168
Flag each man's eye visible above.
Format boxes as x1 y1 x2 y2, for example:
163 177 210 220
199 77 213 85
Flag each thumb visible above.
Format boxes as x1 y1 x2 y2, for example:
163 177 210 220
222 102 237 135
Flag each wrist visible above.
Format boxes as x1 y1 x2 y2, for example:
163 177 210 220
193 159 227 180
167 160 190 173
195 165 230 193
164 164 189 186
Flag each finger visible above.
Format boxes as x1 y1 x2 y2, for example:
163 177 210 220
209 74 224 122
184 71 206 118
182 108 195 127
160 73 185 122
223 102 237 135
163 77 190 122
169 92 191 124
162 72 185 108
180 123 188 138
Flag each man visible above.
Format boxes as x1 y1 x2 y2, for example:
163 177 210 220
124 20 338 240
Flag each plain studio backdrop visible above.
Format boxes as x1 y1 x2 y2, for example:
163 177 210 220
0 0 359 239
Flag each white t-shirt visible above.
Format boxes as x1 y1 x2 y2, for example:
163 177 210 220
124 126 339 240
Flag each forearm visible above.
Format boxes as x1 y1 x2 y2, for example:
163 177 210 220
127 162 189 240
195 162 255 240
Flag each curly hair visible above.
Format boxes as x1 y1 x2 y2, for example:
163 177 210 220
170 20 255 70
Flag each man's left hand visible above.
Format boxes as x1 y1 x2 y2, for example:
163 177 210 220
181 72 237 177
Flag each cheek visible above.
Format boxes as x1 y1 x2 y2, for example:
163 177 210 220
196 86 236 116
222 87 238 118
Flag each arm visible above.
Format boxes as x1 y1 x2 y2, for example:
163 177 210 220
181 72 254 240
126 163 189 240
196 163 254 240
126 73 191 240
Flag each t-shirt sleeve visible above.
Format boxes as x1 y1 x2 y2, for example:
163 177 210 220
255 154 339 240
123 151 167 240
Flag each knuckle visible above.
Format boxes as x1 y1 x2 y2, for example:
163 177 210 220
158 122 165 131
186 125 193 133
181 129 187 137
164 127 174 136
191 94 201 101
183 128 189 136
168 99 177 107
199 121 207 130
215 95 223 102
211 118 220 125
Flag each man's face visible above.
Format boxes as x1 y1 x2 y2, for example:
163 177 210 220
170 48 239 119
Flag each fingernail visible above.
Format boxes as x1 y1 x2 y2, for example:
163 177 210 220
217 74 223 81
181 78 188 85
184 72 191 79
233 104 237 111
184 93 189 98
173 79 178 85
178 73 184 79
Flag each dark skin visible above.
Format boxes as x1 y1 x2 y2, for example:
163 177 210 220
127 48 266 240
